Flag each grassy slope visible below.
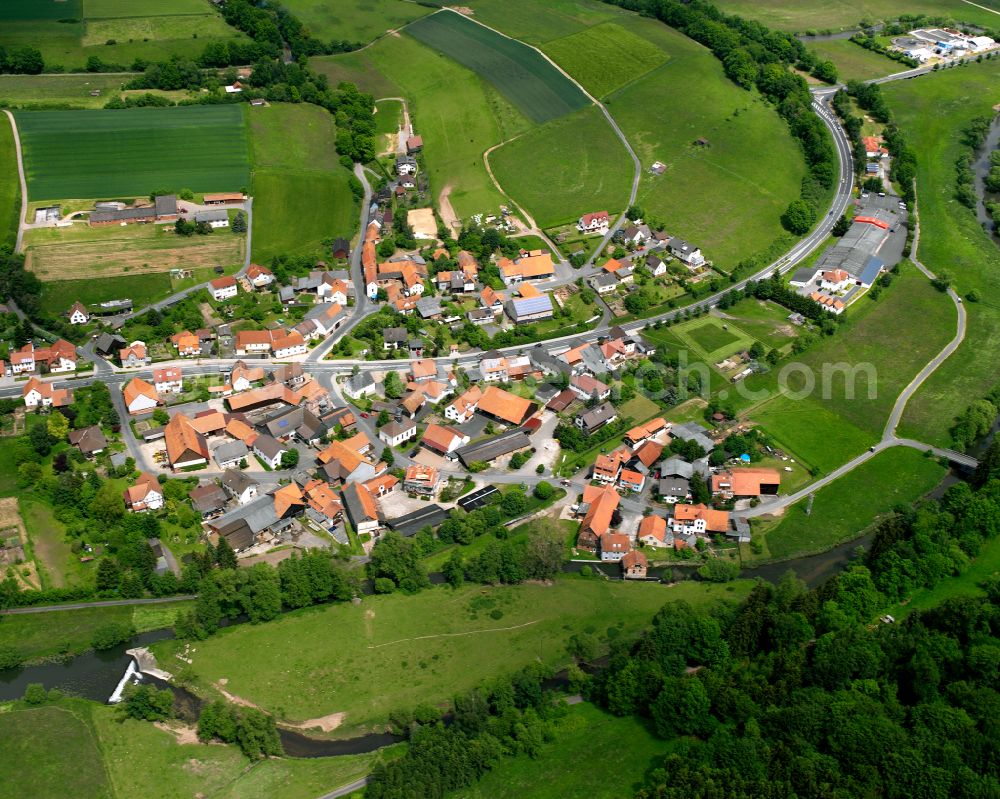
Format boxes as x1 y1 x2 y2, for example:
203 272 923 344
0 602 194 662
711 0 1000 32
599 18 806 271
152 578 752 729
882 61 1000 446
15 105 250 201
735 263 954 466
462 0 626 44
450 702 666 799
0 705 111 799
488 105 632 227
0 114 19 249
282 0 432 43
755 447 945 561
249 103 358 261
807 38 901 81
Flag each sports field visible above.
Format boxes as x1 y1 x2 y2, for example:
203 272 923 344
599 19 805 271
249 104 359 261
152 577 751 729
806 38 900 81
0 0 245 71
282 0 433 44
15 105 250 201
406 10 590 124
488 106 632 228
0 706 109 799
0 116 19 249
883 60 1000 447
712 0 1000 32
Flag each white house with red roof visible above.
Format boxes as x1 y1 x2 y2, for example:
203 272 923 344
153 366 184 395
210 275 238 301
578 210 610 234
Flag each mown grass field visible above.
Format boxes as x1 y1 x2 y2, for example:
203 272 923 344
316 33 532 220
806 38 900 81
673 315 753 361
450 703 665 799
751 447 946 562
0 0 246 71
15 105 250 201
488 106 631 228
722 298 802 351
153 578 752 729
406 10 590 124
0 602 194 662
24 221 245 281
0 74 151 110
543 22 669 98
712 0 1000 32
0 115 19 250
735 263 955 457
249 103 359 261
883 61 1000 447
0 705 110 799
601 19 806 271
461 0 627 44
282 0 432 44
39 272 172 312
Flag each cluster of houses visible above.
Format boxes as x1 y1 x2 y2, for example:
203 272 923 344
9 339 79 376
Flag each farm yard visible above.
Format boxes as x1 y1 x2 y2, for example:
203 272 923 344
281 0 433 44
488 106 632 229
406 10 591 124
249 103 359 261
23 222 245 282
0 0 247 72
15 105 251 201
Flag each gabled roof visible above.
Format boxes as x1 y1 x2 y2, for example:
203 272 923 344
638 514 667 542
673 503 729 532
421 423 466 453
580 484 619 539
165 413 209 464
123 377 158 406
477 386 534 425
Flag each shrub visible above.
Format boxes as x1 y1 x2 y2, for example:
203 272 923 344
23 683 47 705
91 621 136 651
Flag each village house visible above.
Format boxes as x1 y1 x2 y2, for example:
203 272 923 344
621 549 648 579
576 401 617 434
153 366 183 395
343 371 377 400
638 514 669 548
671 503 730 537
226 360 265 394
445 385 482 424
570 373 611 402
246 264 275 289
342 481 381 537
383 327 408 351
213 439 249 470
420 423 469 456
480 286 506 315
68 425 108 457
600 533 631 562
165 413 209 469
577 484 620 552
403 464 439 495
210 275 238 301
710 467 781 499
589 273 618 295
189 482 229 518
123 377 159 415
253 434 286 470
624 417 669 448
499 253 555 287
593 447 630 484
171 331 200 357
124 472 164 512
379 418 418 447
22 377 73 409
578 210 610 235
119 341 150 369
668 237 705 267
619 468 646 493
222 470 258 505
195 209 229 229
67 301 89 325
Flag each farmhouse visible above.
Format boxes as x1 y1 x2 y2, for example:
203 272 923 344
246 264 275 288
123 377 159 415
153 367 183 395
119 342 150 368
668 237 705 267
89 195 178 227
578 211 610 234
638 514 668 548
123 472 164 512
421 423 469 456
342 481 382 537
204 192 245 205
476 386 535 426
499 253 555 286
671 503 730 536
22 377 73 409
67 302 89 325
165 414 209 469
570 373 611 402
171 331 200 357
577 484 620 551
210 275 238 301
445 385 482 423
194 209 230 228
711 467 781 498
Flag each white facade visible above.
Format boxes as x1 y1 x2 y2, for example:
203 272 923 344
69 308 89 325
126 393 159 415
211 282 238 301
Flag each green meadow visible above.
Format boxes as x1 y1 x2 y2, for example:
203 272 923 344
0 116 19 249
281 0 433 44
15 105 250 201
461 0 628 44
806 38 900 81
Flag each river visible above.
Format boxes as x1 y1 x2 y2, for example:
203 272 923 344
972 114 1000 243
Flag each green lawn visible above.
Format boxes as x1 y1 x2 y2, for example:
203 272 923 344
0 114 19 249
806 38 900 81
601 18 807 272
673 316 749 361
15 105 250 201
543 21 669 98
21 498 84 590
282 0 432 44
249 103 358 261
450 702 665 798
406 10 590 124
619 394 661 422
317 32 532 221
0 601 194 663
39 272 173 311
752 447 946 562
882 60 1000 447
736 263 955 447
461 0 628 44
0 705 110 799
488 105 631 227
152 578 752 731
711 0 1000 32
722 299 802 351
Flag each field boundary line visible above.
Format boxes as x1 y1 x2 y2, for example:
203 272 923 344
959 0 1000 16
3 110 27 254
368 619 540 648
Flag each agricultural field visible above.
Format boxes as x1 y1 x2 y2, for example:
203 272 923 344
309 49 403 100
0 74 159 110
712 0 1000 33
0 0 247 72
406 10 590 124
882 60 1000 447
460 0 629 44
450 702 666 799
805 38 900 82
542 22 669 98
249 103 359 261
317 32 532 221
39 272 173 312
488 106 632 228
750 447 946 562
735 263 955 446
23 221 245 282
282 0 433 44
15 105 251 201
152 577 752 730
602 19 806 271
0 116 18 249
0 705 110 799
